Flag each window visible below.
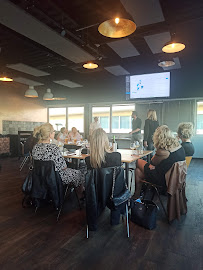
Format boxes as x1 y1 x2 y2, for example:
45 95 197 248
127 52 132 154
92 107 110 133
68 107 84 132
197 101 203 134
49 108 66 131
112 104 135 133
112 116 119 129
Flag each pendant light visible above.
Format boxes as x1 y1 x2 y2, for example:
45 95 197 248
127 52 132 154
162 41 185 53
0 76 13 82
98 17 136 38
24 86 38 98
43 88 53 100
52 97 67 100
158 60 175 67
0 72 13 82
83 62 98 69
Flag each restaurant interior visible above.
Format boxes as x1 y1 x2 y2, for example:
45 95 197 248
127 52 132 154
0 0 202 269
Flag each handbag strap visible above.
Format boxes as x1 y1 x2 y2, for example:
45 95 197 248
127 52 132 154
29 156 34 171
111 167 128 199
111 167 117 199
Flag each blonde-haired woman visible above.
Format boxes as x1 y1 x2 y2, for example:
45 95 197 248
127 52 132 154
177 122 194 156
85 128 121 169
68 127 82 142
144 109 159 150
133 125 185 199
32 123 84 187
57 127 68 144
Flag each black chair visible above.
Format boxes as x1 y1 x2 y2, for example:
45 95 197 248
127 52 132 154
19 142 32 171
22 160 81 221
140 180 168 221
85 166 130 238
140 161 187 223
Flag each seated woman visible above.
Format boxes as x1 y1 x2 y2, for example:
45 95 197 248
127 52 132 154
68 127 82 142
133 125 185 199
85 128 121 169
32 123 84 187
57 127 68 144
177 122 195 156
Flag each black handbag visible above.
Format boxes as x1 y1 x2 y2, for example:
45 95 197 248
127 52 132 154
22 165 33 195
130 199 158 230
110 167 131 208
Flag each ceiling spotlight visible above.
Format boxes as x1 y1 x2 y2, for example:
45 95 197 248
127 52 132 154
25 86 38 98
83 62 98 69
61 29 66 37
98 17 136 38
43 88 53 100
0 76 13 82
162 41 185 53
158 61 175 67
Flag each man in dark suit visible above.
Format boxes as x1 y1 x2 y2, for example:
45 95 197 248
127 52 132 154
129 111 142 142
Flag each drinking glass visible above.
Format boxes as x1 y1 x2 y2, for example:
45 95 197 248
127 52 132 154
135 141 140 153
130 142 136 154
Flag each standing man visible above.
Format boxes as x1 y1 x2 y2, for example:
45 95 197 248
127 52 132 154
89 117 101 137
129 111 142 142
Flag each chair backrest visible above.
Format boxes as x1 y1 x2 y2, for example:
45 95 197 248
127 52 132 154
85 166 126 231
185 156 192 167
31 159 64 209
20 141 25 156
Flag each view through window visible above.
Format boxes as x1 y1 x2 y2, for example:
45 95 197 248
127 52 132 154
112 104 135 133
92 107 110 133
197 101 203 134
68 107 84 132
49 108 66 131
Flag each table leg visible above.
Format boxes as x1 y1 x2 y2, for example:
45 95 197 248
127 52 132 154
125 162 129 186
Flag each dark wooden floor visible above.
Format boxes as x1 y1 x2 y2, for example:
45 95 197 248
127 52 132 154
0 157 202 270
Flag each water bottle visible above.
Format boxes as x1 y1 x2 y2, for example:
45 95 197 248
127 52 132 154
139 136 143 154
112 135 117 152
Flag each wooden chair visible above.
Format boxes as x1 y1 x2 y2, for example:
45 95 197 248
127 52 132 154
185 156 192 167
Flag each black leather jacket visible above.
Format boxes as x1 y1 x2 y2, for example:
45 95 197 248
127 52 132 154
31 160 64 209
85 166 127 231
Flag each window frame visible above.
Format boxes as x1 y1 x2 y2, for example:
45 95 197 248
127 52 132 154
91 102 135 134
196 100 203 135
48 104 85 134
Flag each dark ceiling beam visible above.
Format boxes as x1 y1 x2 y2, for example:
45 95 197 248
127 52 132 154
14 0 106 59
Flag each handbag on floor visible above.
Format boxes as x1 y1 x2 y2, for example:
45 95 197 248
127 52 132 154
110 167 131 208
130 199 158 230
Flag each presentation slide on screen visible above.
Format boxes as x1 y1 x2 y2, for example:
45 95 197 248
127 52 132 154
130 72 170 99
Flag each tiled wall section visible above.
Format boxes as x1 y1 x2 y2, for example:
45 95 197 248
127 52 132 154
2 120 45 135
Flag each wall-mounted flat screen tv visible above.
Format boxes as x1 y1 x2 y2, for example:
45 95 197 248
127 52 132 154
126 72 170 99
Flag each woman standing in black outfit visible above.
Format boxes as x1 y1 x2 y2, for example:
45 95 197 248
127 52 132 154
144 109 159 150
85 128 121 169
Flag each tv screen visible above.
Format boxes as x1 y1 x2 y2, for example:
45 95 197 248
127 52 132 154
126 72 170 99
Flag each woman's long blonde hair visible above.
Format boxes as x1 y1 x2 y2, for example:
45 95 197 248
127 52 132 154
177 122 193 139
153 125 179 151
33 123 54 143
90 128 110 168
147 109 157 121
